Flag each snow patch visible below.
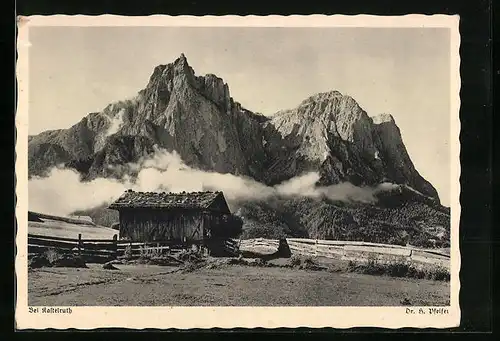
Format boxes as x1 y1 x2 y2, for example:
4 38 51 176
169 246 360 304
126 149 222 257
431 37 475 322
105 109 125 137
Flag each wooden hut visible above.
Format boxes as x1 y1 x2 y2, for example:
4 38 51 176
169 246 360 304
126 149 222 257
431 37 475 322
108 190 239 244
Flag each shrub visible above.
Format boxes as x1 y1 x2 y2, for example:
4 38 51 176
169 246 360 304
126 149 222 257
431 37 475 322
346 258 450 282
28 254 50 269
123 245 133 259
363 258 386 276
289 255 302 267
302 256 315 265
387 262 412 277
400 297 412 306
425 266 450 281
33 248 87 268
287 255 323 271
44 248 63 263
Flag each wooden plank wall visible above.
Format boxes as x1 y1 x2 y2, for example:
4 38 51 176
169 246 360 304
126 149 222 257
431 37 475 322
119 209 205 242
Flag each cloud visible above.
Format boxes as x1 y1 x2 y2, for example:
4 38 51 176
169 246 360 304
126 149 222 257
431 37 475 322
28 147 394 216
28 167 132 216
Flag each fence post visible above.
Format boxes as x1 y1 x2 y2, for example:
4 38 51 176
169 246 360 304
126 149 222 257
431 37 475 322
78 233 82 257
113 234 118 260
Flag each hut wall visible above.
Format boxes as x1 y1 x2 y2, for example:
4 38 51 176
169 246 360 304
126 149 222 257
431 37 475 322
202 212 234 238
119 209 205 242
207 195 231 214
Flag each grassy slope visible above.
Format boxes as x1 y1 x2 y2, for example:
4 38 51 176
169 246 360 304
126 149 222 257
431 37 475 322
28 219 117 239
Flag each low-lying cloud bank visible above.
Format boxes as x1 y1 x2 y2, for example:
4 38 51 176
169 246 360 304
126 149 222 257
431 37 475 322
28 147 398 216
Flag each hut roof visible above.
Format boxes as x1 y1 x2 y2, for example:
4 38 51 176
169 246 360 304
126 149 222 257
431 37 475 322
108 190 230 212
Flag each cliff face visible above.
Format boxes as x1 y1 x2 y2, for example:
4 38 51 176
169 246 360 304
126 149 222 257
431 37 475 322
28 54 448 246
29 54 271 182
262 92 439 200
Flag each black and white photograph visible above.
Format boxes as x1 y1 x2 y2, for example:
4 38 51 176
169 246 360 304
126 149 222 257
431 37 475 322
15 15 461 329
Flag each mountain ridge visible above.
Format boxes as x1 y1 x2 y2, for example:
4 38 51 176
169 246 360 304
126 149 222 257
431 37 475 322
28 54 449 247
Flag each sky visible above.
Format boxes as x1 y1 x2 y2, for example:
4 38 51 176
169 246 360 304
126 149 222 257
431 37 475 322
27 26 452 206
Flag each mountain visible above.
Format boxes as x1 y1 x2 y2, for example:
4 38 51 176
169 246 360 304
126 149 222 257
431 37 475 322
28 54 449 247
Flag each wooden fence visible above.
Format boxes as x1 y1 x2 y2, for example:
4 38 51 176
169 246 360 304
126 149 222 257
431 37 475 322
116 240 204 258
239 238 450 268
28 234 241 262
28 233 118 263
28 233 450 268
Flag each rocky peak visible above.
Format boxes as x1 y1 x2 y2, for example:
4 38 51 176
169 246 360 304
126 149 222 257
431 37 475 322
28 54 441 204
269 90 374 150
172 53 195 79
178 52 187 63
263 90 440 202
143 54 195 90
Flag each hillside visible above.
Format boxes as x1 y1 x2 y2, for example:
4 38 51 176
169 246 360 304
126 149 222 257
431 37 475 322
28 211 117 239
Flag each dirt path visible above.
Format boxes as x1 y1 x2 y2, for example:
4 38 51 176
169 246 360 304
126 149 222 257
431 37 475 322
28 263 449 306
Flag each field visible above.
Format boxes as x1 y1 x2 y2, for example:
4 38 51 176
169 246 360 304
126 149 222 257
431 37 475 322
28 219 117 239
28 260 450 307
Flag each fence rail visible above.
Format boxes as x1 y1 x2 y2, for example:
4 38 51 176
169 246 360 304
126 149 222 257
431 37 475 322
28 234 240 261
28 233 450 268
28 233 118 263
238 238 450 268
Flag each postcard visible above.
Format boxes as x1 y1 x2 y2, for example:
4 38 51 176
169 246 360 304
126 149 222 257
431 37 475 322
16 14 461 329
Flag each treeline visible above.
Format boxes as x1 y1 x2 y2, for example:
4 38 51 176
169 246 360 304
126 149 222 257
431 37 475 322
75 195 450 249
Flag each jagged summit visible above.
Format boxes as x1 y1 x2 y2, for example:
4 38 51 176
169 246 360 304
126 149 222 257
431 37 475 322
299 90 344 105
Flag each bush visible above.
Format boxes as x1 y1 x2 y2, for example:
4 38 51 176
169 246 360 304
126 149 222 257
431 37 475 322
29 248 87 269
424 266 450 281
28 254 50 269
287 255 324 271
289 255 302 267
362 258 386 276
44 248 62 264
176 248 204 263
347 258 450 282
123 245 133 259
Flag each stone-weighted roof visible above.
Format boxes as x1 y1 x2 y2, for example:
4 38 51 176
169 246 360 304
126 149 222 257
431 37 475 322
108 189 229 212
